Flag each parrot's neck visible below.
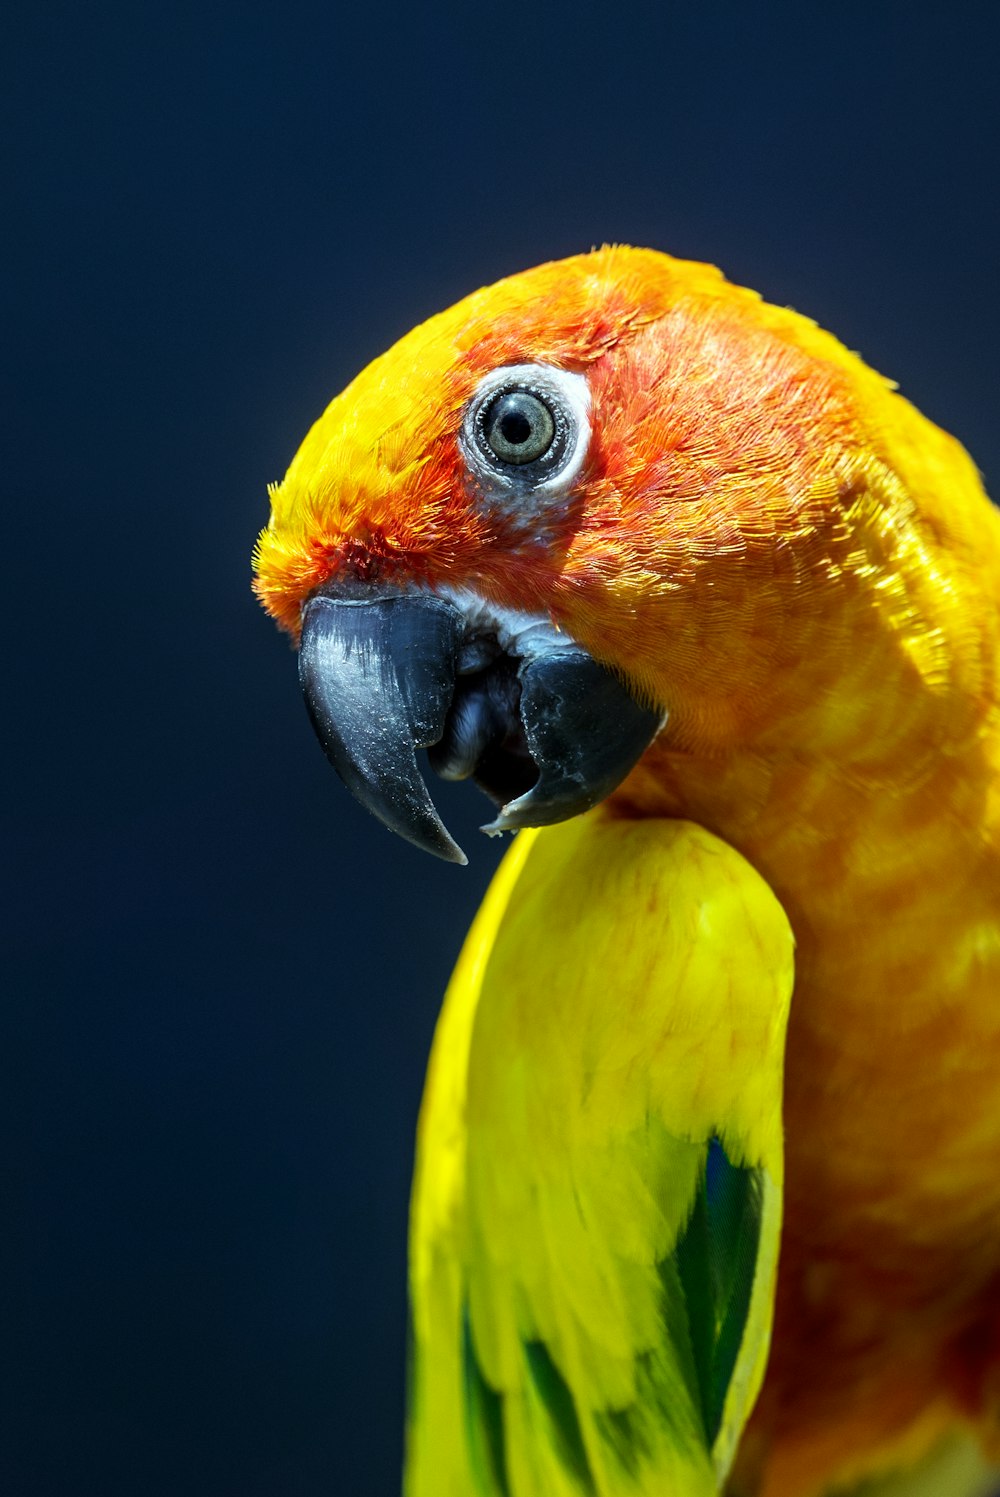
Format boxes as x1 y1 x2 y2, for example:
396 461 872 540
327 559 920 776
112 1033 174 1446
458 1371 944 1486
610 464 1000 964
611 596 1000 1190
617 711 1000 961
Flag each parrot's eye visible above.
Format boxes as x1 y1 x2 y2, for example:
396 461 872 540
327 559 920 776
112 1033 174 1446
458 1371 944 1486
481 390 556 465
461 363 591 504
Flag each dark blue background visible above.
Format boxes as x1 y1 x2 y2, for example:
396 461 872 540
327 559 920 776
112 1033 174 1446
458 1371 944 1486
7 4 999 1493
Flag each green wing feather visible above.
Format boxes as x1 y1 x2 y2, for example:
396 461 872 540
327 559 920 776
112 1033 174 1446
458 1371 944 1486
407 813 794 1497
675 1141 765 1451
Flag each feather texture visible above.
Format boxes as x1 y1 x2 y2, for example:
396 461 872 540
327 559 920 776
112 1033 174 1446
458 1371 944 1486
406 815 794 1496
255 246 1000 1494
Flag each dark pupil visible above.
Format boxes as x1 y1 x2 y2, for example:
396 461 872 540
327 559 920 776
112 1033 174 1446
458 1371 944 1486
499 410 532 446
482 389 556 465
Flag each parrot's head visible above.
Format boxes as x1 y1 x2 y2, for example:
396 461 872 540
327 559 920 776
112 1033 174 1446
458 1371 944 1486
254 247 955 861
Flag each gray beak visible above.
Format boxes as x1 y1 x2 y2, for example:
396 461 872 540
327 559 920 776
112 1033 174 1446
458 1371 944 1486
299 582 663 863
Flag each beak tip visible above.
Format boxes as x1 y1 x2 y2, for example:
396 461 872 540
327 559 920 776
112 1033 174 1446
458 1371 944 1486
369 793 469 866
440 838 470 867
400 810 468 865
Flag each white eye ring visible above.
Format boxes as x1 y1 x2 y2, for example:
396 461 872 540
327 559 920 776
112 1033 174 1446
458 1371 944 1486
460 363 591 500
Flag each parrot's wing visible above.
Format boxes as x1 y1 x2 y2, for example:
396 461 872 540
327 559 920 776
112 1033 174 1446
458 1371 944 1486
406 814 795 1497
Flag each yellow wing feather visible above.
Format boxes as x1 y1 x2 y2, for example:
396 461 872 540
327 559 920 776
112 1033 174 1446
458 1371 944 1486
407 813 794 1496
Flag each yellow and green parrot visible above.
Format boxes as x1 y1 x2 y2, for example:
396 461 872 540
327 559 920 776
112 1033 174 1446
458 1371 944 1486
253 248 1000 1497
